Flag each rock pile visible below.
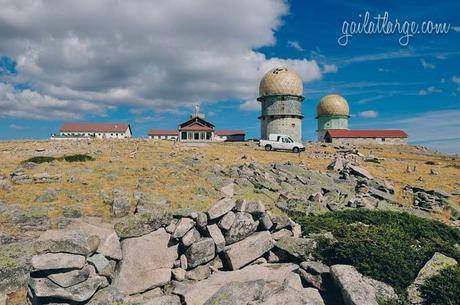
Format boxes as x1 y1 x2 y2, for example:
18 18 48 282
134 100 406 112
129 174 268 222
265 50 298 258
25 198 400 305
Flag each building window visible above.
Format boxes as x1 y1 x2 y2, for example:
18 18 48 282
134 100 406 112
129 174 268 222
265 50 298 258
181 132 187 140
291 123 295 127
194 132 199 140
382 138 386 142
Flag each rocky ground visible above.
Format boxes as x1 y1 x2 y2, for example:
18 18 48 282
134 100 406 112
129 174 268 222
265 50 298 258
0 139 459 305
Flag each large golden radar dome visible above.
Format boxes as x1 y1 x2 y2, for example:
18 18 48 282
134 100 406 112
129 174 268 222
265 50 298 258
317 94 349 117
259 67 303 97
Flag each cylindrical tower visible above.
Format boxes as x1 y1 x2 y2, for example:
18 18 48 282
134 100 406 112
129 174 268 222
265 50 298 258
316 94 350 141
258 67 304 142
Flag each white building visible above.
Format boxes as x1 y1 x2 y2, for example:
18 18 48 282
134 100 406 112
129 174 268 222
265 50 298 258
52 123 132 139
148 129 178 140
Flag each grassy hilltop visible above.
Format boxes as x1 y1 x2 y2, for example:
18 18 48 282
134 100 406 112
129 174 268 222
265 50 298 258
0 139 459 232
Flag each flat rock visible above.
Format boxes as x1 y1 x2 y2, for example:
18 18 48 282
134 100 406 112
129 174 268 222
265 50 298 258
347 165 373 180
274 237 317 261
254 286 324 305
116 228 178 295
88 254 113 277
114 210 173 238
207 224 225 253
182 228 200 247
224 212 258 245
331 264 398 305
207 198 235 220
185 238 215 268
218 211 235 231
142 295 181 305
186 265 211 281
29 273 105 302
272 229 293 240
223 231 274 270
173 263 298 305
31 253 86 271
203 280 265 305
220 182 234 198
172 218 195 239
47 265 92 288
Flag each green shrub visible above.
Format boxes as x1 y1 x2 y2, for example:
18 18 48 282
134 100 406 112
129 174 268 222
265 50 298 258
22 156 57 164
420 265 460 305
21 154 93 164
296 210 460 294
63 154 94 162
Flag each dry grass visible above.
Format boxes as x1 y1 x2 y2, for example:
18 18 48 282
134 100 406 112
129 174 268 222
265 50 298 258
0 139 459 229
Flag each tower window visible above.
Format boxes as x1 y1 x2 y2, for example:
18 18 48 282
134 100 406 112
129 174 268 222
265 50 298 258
291 123 295 127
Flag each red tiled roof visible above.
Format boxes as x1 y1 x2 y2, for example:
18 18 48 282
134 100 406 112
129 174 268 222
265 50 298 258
148 129 178 136
215 130 246 136
60 123 130 133
179 123 213 131
326 129 408 138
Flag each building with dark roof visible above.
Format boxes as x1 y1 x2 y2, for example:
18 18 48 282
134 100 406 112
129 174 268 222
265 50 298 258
315 94 408 145
148 106 245 142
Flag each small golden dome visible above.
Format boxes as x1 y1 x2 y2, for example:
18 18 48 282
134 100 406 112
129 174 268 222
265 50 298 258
259 67 303 97
317 94 349 116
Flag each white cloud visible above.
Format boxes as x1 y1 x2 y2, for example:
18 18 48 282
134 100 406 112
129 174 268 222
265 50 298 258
0 83 104 119
322 64 338 73
288 40 305 51
0 0 334 120
8 124 27 130
356 94 386 104
420 58 435 69
353 110 460 154
378 68 389 72
453 26 460 32
358 110 378 118
452 76 460 84
418 86 442 96
239 100 260 111
342 49 417 64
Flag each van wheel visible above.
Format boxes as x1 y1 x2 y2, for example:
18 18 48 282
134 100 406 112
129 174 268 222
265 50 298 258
292 147 300 153
265 145 272 151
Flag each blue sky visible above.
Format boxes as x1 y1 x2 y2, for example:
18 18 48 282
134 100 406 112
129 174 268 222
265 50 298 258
0 0 459 153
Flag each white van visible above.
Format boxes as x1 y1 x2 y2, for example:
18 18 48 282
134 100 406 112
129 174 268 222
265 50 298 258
259 134 305 153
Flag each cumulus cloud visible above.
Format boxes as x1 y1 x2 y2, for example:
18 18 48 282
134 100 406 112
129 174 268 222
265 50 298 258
452 76 460 84
358 110 378 118
0 0 332 120
420 59 436 69
288 40 305 51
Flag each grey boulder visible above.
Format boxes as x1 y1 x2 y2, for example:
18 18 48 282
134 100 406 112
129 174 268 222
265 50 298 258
31 253 86 271
185 238 216 268
223 231 274 270
207 198 235 220
224 212 259 245
115 228 178 295
331 264 398 305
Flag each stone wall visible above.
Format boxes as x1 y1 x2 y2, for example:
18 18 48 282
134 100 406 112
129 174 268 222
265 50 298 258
261 116 302 142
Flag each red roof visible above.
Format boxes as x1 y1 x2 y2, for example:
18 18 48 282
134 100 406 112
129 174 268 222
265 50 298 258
215 130 246 136
60 123 130 133
326 129 408 138
148 129 178 136
179 123 213 131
